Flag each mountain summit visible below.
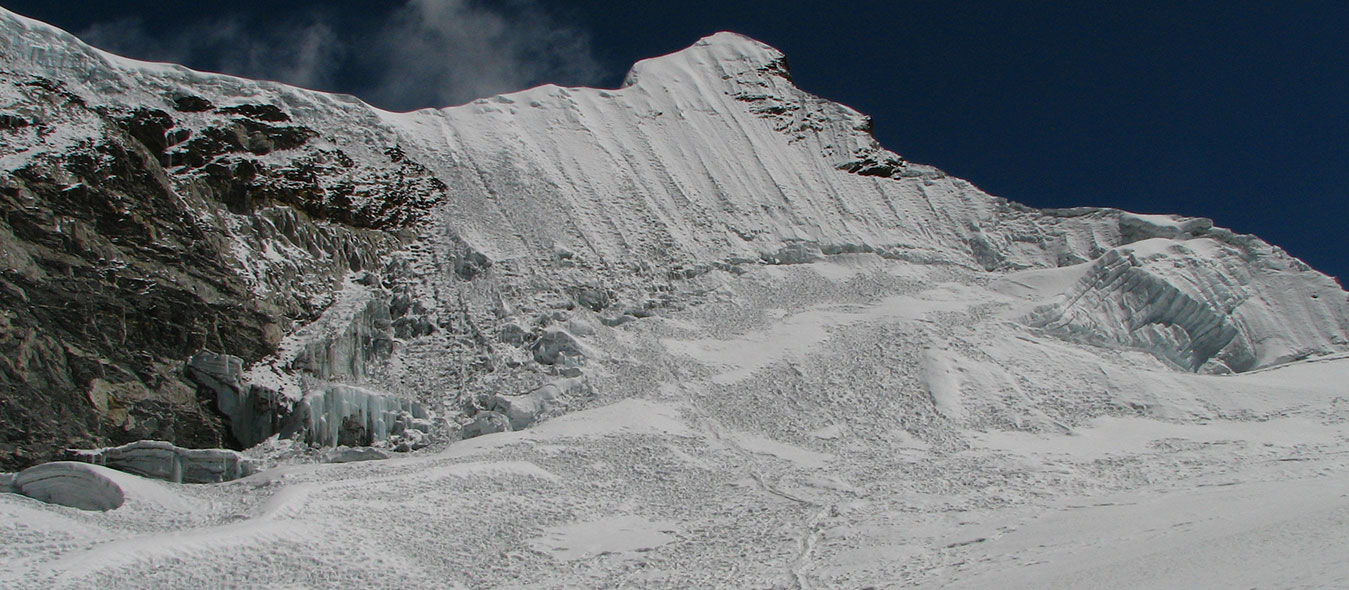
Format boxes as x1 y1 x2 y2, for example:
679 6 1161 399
0 3 1345 463
2 8 1349 587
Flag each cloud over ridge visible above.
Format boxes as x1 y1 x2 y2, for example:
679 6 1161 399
77 0 602 111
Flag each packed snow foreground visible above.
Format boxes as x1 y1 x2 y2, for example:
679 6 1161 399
1 8 1348 589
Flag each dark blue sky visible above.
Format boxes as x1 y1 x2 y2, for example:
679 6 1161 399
7 1 1346 283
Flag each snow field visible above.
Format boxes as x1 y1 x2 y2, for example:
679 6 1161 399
6 259 1345 588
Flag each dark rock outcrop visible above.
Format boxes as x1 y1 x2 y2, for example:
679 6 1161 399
0 101 268 469
171 95 213 112
217 103 290 122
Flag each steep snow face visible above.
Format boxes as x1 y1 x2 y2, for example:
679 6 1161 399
381 32 1347 375
377 34 1347 374
389 31 996 269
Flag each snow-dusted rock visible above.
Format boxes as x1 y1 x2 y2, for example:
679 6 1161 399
573 287 612 312
531 328 588 366
13 461 125 511
1 9 1348 588
497 322 533 346
323 446 391 464
460 412 512 439
489 380 572 430
291 298 396 382
391 426 432 452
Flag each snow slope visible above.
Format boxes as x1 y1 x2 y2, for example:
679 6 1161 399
3 263 1348 588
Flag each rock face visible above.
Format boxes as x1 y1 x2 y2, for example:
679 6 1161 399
68 440 256 484
0 21 417 469
0 10 1346 468
12 461 126 510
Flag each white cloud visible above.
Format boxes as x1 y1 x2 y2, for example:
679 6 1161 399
79 15 345 91
77 1 602 111
359 0 603 110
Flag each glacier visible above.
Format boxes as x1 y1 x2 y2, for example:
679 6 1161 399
0 6 1348 589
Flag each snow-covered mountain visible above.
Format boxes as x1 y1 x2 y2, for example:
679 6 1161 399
2 8 1348 588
